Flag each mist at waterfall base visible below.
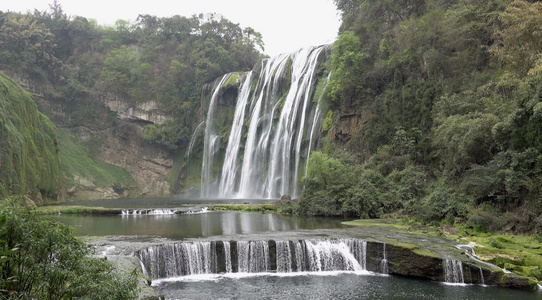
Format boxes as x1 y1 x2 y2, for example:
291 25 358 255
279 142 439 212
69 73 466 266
198 46 329 199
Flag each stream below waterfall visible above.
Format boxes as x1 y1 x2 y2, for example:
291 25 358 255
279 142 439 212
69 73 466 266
153 272 540 300
53 198 542 300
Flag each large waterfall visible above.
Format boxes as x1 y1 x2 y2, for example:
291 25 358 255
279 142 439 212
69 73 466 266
199 45 329 199
139 239 368 280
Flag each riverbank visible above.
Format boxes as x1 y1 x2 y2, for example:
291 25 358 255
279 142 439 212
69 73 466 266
36 202 278 215
344 219 542 287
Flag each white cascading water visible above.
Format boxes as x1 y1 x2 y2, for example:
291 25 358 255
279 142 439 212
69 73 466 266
186 121 205 160
381 243 389 274
478 267 485 285
139 242 216 279
304 240 364 272
138 239 369 280
266 47 324 198
121 209 177 215
201 74 233 198
237 240 270 273
276 240 293 273
199 46 327 199
444 259 464 284
223 241 232 273
218 72 253 198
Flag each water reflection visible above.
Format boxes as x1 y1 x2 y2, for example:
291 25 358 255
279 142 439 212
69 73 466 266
54 211 344 240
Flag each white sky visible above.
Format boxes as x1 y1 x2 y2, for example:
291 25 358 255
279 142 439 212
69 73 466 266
4 0 341 57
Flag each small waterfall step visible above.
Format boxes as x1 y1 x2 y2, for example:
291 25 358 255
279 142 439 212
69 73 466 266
121 207 209 215
444 258 464 284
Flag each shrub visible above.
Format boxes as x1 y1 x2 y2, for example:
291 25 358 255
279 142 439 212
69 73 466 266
0 199 137 299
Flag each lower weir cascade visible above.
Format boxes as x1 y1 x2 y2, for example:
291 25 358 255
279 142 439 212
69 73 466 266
139 239 368 280
136 238 521 288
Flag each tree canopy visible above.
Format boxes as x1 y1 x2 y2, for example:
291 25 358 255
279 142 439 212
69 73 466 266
0 5 264 151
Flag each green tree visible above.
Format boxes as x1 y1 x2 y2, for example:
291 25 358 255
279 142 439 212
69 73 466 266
492 0 542 75
328 31 369 105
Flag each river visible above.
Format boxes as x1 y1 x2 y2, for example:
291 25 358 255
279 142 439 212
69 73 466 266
52 198 542 300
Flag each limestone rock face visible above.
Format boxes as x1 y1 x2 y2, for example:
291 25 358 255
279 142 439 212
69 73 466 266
80 122 174 198
101 96 170 124
331 105 371 145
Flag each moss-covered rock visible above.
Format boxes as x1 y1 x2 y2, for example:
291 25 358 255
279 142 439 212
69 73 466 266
0 72 62 202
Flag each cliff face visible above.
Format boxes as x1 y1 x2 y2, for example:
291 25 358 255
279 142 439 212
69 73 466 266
4 71 175 201
0 71 63 203
101 95 170 124
91 123 173 197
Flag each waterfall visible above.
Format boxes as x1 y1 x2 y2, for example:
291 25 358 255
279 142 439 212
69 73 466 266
223 241 232 273
276 240 293 273
139 238 368 280
267 47 324 198
444 259 464 284
121 209 178 215
139 242 217 279
304 239 364 272
478 267 485 285
381 243 389 274
294 240 306 272
346 239 367 270
218 72 253 198
201 74 233 198
186 121 205 160
237 240 270 273
199 46 328 199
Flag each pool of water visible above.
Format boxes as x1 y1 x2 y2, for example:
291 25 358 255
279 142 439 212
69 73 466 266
54 211 346 240
153 272 542 300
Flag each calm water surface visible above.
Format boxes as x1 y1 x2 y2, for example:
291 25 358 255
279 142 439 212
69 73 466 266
54 211 346 239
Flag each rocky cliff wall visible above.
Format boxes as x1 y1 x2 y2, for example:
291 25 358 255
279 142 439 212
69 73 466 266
4 72 175 201
101 95 170 124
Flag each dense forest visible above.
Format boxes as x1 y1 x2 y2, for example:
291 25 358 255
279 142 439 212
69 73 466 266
293 0 542 233
0 1 263 150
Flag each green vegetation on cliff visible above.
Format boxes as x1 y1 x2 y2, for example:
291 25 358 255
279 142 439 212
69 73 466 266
57 129 136 191
297 0 542 233
0 6 264 152
0 71 61 202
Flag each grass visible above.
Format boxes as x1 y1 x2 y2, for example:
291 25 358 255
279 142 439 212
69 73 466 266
37 205 122 215
456 233 542 281
208 203 277 213
58 129 136 189
342 218 442 235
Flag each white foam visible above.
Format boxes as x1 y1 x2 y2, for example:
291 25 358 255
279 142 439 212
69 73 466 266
151 270 376 286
